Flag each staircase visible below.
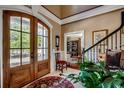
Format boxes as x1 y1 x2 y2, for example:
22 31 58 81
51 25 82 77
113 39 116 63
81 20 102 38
83 12 124 63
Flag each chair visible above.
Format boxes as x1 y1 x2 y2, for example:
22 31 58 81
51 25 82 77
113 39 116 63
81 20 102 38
55 51 68 73
56 60 67 73
106 49 121 70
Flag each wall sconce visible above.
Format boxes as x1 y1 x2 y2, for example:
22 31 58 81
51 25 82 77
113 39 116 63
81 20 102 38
55 35 59 50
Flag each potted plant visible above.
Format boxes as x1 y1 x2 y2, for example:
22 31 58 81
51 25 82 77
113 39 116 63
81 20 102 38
67 60 124 88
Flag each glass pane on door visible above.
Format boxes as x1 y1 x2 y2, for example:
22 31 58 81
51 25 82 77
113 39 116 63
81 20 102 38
22 33 30 48
10 16 31 68
38 23 43 35
37 49 43 61
10 49 21 67
10 30 21 48
37 36 43 48
44 37 48 48
37 22 49 61
10 16 21 31
44 49 48 60
22 49 30 65
44 27 48 36
22 17 30 33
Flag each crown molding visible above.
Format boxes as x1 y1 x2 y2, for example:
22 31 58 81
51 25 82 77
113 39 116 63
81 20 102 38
0 5 124 25
0 5 53 28
39 6 61 25
61 5 124 25
41 5 61 19
61 5 102 19
39 5 124 25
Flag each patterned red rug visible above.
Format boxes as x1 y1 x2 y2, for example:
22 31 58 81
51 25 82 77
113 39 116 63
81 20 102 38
26 76 74 88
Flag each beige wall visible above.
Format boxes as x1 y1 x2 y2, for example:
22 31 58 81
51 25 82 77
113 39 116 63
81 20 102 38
43 15 61 50
61 8 124 51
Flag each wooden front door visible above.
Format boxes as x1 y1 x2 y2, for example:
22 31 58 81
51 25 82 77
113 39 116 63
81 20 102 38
3 11 50 88
34 19 50 79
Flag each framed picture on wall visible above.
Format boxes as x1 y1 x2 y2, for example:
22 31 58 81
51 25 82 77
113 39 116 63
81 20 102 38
92 29 108 45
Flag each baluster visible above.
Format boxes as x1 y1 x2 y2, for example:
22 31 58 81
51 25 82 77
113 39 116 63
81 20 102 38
88 50 90 61
107 34 109 49
107 36 109 50
95 46 97 63
120 29 122 49
89 50 91 61
111 35 113 49
82 48 85 62
99 43 101 62
86 51 88 61
103 40 105 53
87 51 89 61
92 48 93 62
96 45 98 62
92 48 94 62
101 43 103 53
94 46 96 63
94 47 95 62
99 43 102 53
91 49 92 62
93 48 94 62
115 32 117 49
85 51 87 61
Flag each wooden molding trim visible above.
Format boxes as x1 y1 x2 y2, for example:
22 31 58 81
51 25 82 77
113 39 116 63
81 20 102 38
41 5 124 25
1 5 124 25
92 29 108 45
41 5 61 19
61 5 102 19
42 5 102 19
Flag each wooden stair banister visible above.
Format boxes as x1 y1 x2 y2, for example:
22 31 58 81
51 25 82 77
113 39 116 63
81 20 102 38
83 12 124 62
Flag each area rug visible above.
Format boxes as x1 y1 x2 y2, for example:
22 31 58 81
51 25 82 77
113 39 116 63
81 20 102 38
26 76 74 88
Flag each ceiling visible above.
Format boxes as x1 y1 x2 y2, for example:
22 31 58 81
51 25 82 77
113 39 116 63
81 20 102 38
24 5 124 25
42 5 102 19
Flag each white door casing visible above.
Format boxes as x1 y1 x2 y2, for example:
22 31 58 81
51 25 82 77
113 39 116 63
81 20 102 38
64 31 85 60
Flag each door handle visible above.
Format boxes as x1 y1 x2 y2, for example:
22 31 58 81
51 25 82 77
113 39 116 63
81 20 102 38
31 52 34 59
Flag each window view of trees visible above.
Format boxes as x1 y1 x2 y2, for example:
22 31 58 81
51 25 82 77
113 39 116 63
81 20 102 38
10 31 30 48
10 17 30 49
10 16 48 67
10 17 21 30
22 33 30 48
37 23 48 61
10 16 31 67
10 31 21 48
